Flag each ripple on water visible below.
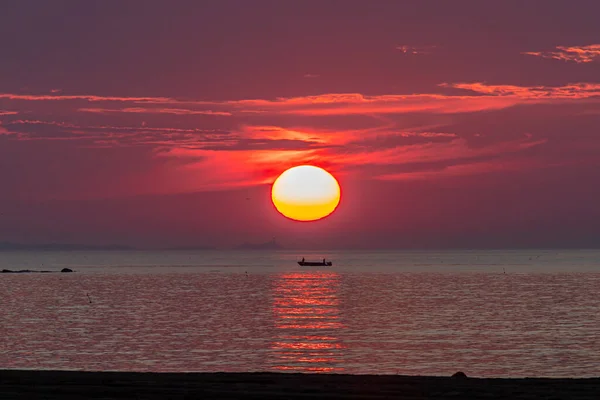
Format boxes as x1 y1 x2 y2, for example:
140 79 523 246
1 271 600 376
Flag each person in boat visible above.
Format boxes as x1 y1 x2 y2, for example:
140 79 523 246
323 258 326 264
301 257 305 262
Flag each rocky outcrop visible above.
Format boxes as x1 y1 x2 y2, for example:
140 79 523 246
1 268 75 273
1 269 33 273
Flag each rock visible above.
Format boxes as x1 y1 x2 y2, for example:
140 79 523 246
61 268 74 273
452 371 467 378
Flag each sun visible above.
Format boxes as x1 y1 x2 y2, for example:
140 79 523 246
271 165 341 221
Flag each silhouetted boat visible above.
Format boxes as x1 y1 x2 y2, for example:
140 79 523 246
298 260 332 266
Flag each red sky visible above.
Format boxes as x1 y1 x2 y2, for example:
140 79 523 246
1 1 599 249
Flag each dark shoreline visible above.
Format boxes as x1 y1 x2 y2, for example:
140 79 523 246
1 370 600 399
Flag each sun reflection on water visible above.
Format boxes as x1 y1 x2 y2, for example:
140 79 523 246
270 272 345 372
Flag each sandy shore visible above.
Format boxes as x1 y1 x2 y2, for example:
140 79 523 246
1 370 600 399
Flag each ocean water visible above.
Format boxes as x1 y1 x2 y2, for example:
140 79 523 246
1 249 600 377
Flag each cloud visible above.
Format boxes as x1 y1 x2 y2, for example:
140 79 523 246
3 119 233 147
78 107 232 116
344 131 458 150
3 81 599 121
210 83 600 116
0 111 18 116
1 81 599 196
152 146 322 188
368 137 547 181
377 158 541 181
241 125 334 144
337 135 546 170
440 82 600 99
142 127 547 190
395 45 436 55
220 93 520 116
0 93 175 103
7 119 226 134
523 44 600 63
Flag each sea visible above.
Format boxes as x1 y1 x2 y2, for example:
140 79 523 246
1 249 600 378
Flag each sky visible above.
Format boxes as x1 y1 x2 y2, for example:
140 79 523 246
1 0 599 249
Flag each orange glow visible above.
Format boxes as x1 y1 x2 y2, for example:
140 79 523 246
271 165 341 221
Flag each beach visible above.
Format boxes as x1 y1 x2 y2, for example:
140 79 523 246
2 370 600 399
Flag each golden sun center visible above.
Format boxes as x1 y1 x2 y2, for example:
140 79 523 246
271 165 341 221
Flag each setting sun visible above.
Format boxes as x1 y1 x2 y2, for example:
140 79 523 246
271 165 341 221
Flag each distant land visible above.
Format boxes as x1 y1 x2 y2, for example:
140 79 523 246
235 238 283 250
0 241 283 251
1 241 597 252
161 245 216 251
0 242 134 251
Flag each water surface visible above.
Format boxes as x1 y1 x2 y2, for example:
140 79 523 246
1 250 599 377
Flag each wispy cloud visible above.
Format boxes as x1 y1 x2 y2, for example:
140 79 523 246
79 107 232 116
523 44 600 63
219 93 520 116
7 119 225 134
337 135 546 170
2 119 233 146
211 83 600 116
395 45 436 55
0 93 175 103
241 125 330 144
2 81 598 193
144 127 547 188
440 82 600 99
377 158 544 181
3 82 599 120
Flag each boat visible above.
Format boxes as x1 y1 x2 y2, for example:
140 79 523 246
298 259 332 266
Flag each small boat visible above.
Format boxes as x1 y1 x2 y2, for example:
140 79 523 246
298 259 332 266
